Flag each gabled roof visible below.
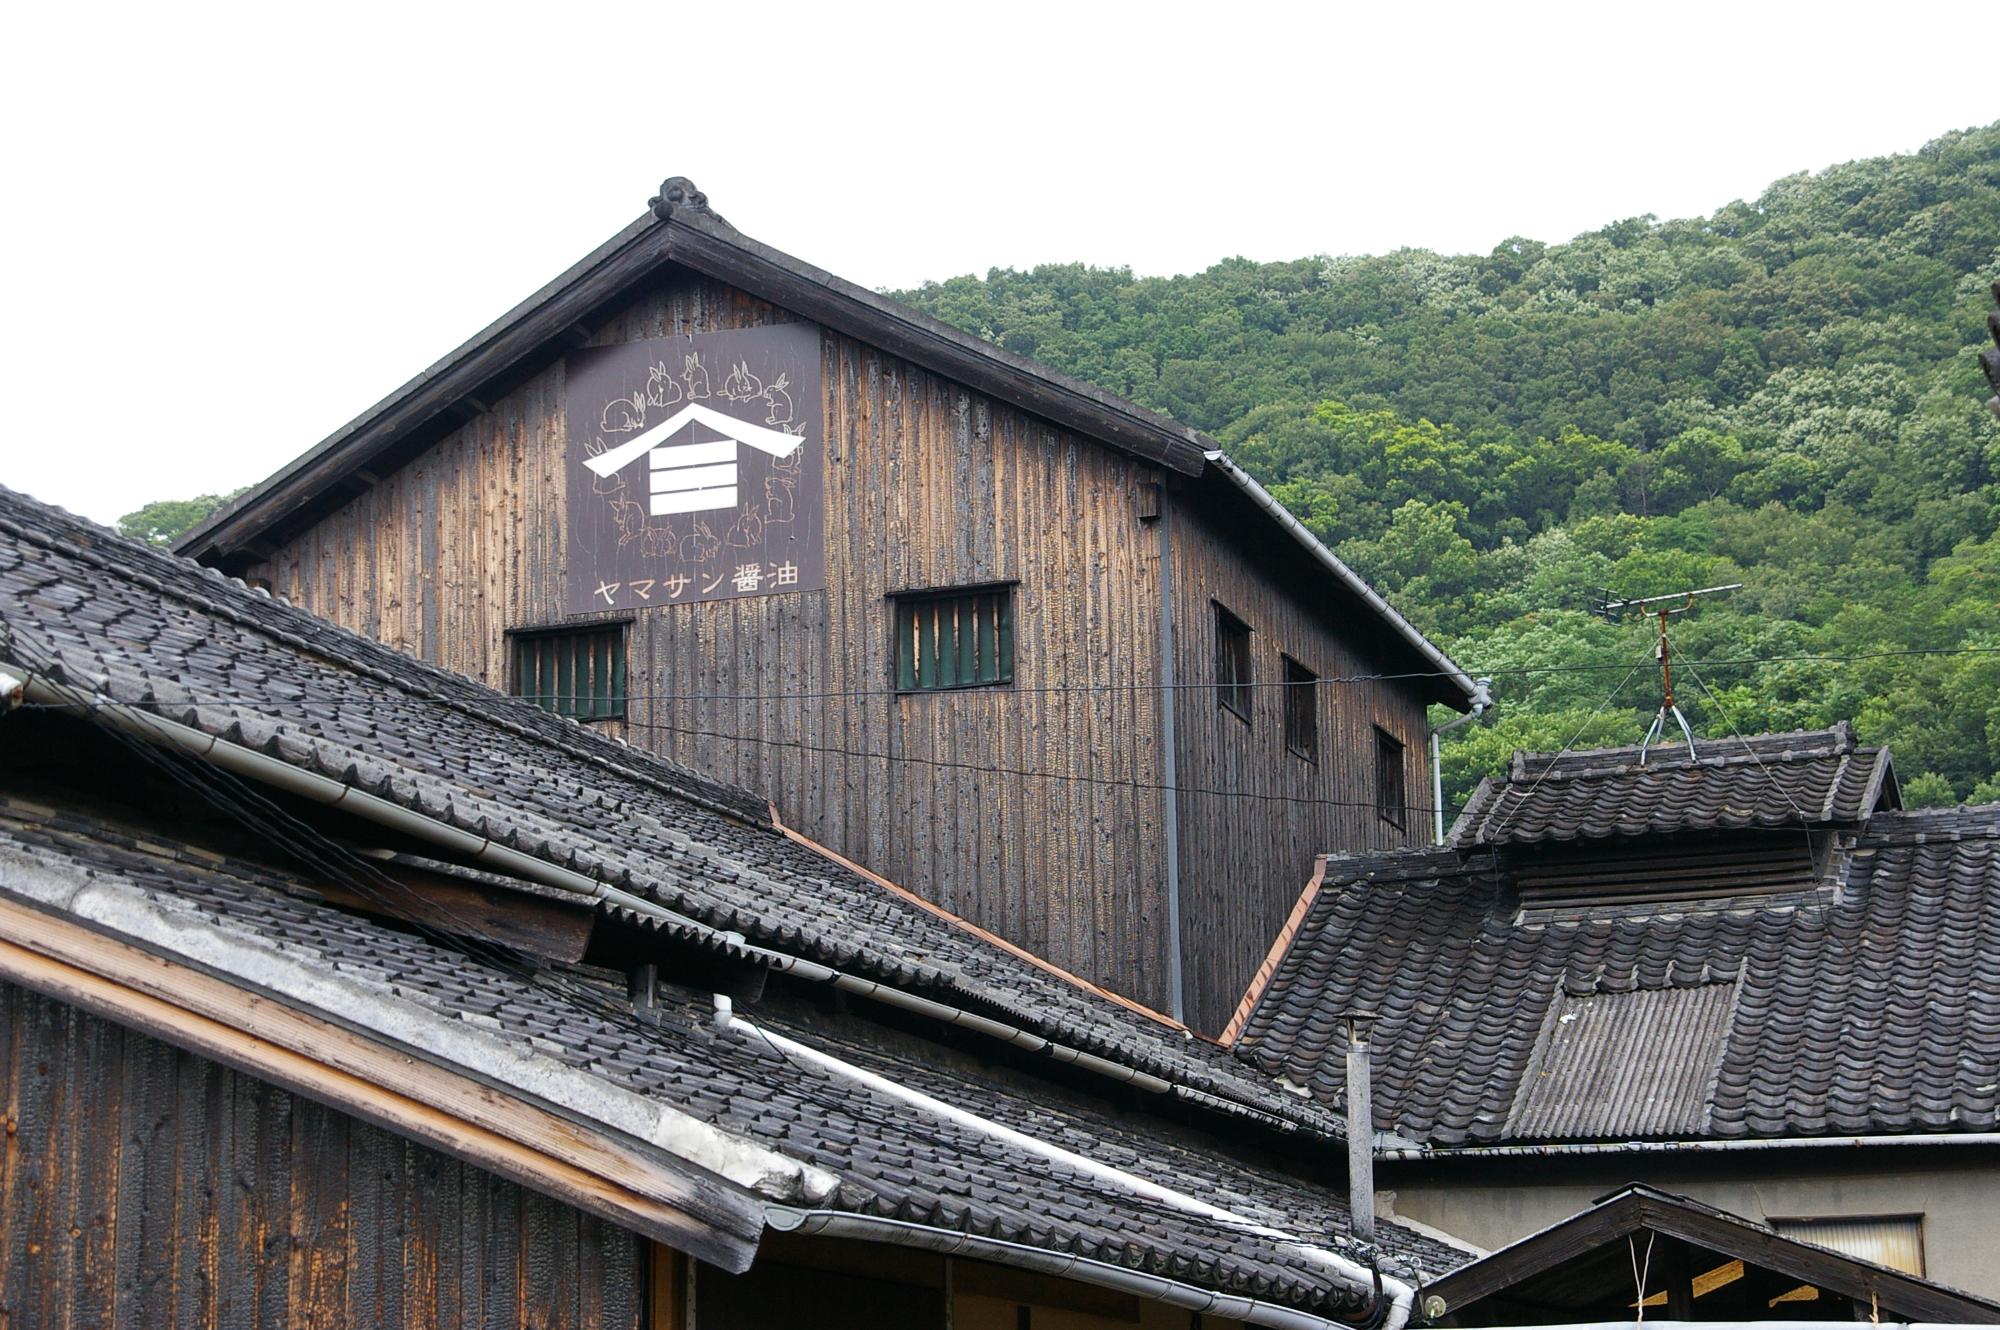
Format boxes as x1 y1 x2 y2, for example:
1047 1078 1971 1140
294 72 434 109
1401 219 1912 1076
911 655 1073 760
1450 723 1898 849
171 178 1476 706
0 485 1466 1318
1426 1184 2000 1324
1231 756 2000 1146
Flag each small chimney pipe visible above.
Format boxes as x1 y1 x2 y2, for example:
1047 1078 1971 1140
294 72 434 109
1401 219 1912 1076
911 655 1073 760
1345 1012 1378 1249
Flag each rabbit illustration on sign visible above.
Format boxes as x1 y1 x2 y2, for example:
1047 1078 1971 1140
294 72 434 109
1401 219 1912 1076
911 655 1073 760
645 361 684 408
720 360 764 402
763 476 796 525
682 353 711 399
679 520 721 565
586 438 647 544
724 503 764 549
759 374 794 429
640 520 678 560
601 392 647 434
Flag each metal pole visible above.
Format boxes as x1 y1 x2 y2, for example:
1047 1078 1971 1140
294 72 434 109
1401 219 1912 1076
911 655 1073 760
1345 1013 1378 1248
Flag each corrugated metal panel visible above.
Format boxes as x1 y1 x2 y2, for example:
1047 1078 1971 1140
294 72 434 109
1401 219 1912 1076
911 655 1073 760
1506 983 1737 1138
1771 1217 1926 1276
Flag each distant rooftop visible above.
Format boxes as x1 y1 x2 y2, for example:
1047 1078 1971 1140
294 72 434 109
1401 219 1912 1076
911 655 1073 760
1450 722 1899 850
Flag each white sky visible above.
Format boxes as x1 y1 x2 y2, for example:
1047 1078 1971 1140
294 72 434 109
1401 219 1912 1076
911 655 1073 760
2 1 1990 525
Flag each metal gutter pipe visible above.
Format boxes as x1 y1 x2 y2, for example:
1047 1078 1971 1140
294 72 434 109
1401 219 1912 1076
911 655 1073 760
720 999 1414 1329
1378 1133 2000 1161
767 1208 1372 1330
1202 452 1479 706
6 662 1256 1116
1154 481 1186 1023
1428 678 1492 844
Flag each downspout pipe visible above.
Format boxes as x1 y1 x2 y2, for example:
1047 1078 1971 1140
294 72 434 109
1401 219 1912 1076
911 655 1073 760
1428 679 1492 845
7 662 1273 1117
721 999 1415 1329
1154 480 1186 1023
767 1208 1375 1330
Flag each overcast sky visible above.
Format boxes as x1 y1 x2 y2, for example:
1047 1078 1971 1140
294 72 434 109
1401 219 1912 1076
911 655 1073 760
2 1 1990 525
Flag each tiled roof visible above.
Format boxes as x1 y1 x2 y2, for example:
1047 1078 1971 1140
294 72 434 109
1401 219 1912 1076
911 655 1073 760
0 804 1462 1312
1450 724 1897 848
0 484 1320 1127
0 486 1467 1308
1234 802 2000 1145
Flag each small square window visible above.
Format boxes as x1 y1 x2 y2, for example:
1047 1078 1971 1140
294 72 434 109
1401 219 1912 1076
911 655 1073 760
1283 655 1318 761
510 623 627 720
1215 604 1252 723
1375 726 1406 828
894 586 1014 691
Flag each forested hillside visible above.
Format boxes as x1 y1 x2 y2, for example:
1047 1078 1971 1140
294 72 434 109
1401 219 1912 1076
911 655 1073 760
896 122 2000 811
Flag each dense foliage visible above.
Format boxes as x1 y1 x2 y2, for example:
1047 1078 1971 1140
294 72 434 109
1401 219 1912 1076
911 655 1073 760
898 123 2000 811
118 490 244 546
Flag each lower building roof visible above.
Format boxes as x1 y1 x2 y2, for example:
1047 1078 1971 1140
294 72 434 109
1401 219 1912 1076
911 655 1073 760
1232 800 2000 1146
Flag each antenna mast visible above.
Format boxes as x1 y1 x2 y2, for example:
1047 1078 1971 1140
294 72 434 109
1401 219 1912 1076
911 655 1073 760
1590 583 1742 763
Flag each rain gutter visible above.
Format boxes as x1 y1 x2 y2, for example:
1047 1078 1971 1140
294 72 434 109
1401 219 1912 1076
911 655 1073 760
721 999 1414 1330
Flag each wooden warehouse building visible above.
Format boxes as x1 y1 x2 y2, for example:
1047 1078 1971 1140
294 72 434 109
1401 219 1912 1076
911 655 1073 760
177 177 1479 1033
0 486 1467 1328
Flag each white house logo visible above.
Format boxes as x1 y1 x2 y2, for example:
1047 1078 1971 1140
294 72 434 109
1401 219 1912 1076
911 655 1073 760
585 399 804 516
564 324 825 614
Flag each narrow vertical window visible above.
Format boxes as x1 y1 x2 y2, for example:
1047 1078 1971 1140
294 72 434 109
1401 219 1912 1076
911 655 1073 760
509 623 628 720
1215 604 1252 723
893 586 1015 691
1375 726 1406 828
1283 655 1318 762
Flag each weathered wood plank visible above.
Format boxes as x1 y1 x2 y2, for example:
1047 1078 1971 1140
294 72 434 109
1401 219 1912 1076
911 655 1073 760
1 980 647 1330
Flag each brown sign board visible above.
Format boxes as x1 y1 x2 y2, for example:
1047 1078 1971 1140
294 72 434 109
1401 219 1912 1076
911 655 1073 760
565 324 825 615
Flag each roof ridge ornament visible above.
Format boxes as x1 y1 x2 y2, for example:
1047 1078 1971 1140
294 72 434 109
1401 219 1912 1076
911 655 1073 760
650 176 715 224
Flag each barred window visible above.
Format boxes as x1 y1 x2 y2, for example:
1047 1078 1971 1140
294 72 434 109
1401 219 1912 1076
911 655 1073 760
1375 726 1406 828
894 586 1014 691
1215 604 1252 722
510 623 627 720
1283 655 1318 761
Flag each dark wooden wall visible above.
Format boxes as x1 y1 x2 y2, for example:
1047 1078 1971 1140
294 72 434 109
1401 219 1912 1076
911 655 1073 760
248 267 1443 1028
249 267 1177 1015
1166 495 1430 1033
0 981 644 1329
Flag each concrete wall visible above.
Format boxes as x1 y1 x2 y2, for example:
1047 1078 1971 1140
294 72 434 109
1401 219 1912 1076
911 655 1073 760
1381 1148 2000 1299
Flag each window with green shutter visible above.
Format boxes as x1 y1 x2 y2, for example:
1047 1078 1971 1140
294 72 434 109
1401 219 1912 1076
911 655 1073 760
893 586 1015 692
509 623 628 720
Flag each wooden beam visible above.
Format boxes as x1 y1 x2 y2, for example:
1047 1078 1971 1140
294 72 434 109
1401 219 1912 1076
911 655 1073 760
307 866 596 963
0 893 763 1271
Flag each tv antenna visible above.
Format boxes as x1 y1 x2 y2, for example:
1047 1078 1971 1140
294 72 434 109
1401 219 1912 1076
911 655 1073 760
1589 583 1742 762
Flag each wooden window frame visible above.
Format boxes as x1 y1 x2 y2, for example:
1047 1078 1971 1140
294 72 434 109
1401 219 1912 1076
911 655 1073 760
889 582 1017 694
1375 725 1406 829
507 620 630 721
1282 654 1318 763
1214 603 1253 725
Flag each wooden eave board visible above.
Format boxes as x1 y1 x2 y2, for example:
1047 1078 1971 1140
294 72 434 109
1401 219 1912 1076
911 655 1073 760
0 888 766 1271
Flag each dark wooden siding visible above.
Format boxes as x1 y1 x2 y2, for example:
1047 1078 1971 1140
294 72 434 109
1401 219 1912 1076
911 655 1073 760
1166 496 1431 1033
0 981 643 1330
248 267 1177 1015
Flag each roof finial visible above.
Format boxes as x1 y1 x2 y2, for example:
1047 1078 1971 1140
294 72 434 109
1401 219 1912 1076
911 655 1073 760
649 176 712 223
